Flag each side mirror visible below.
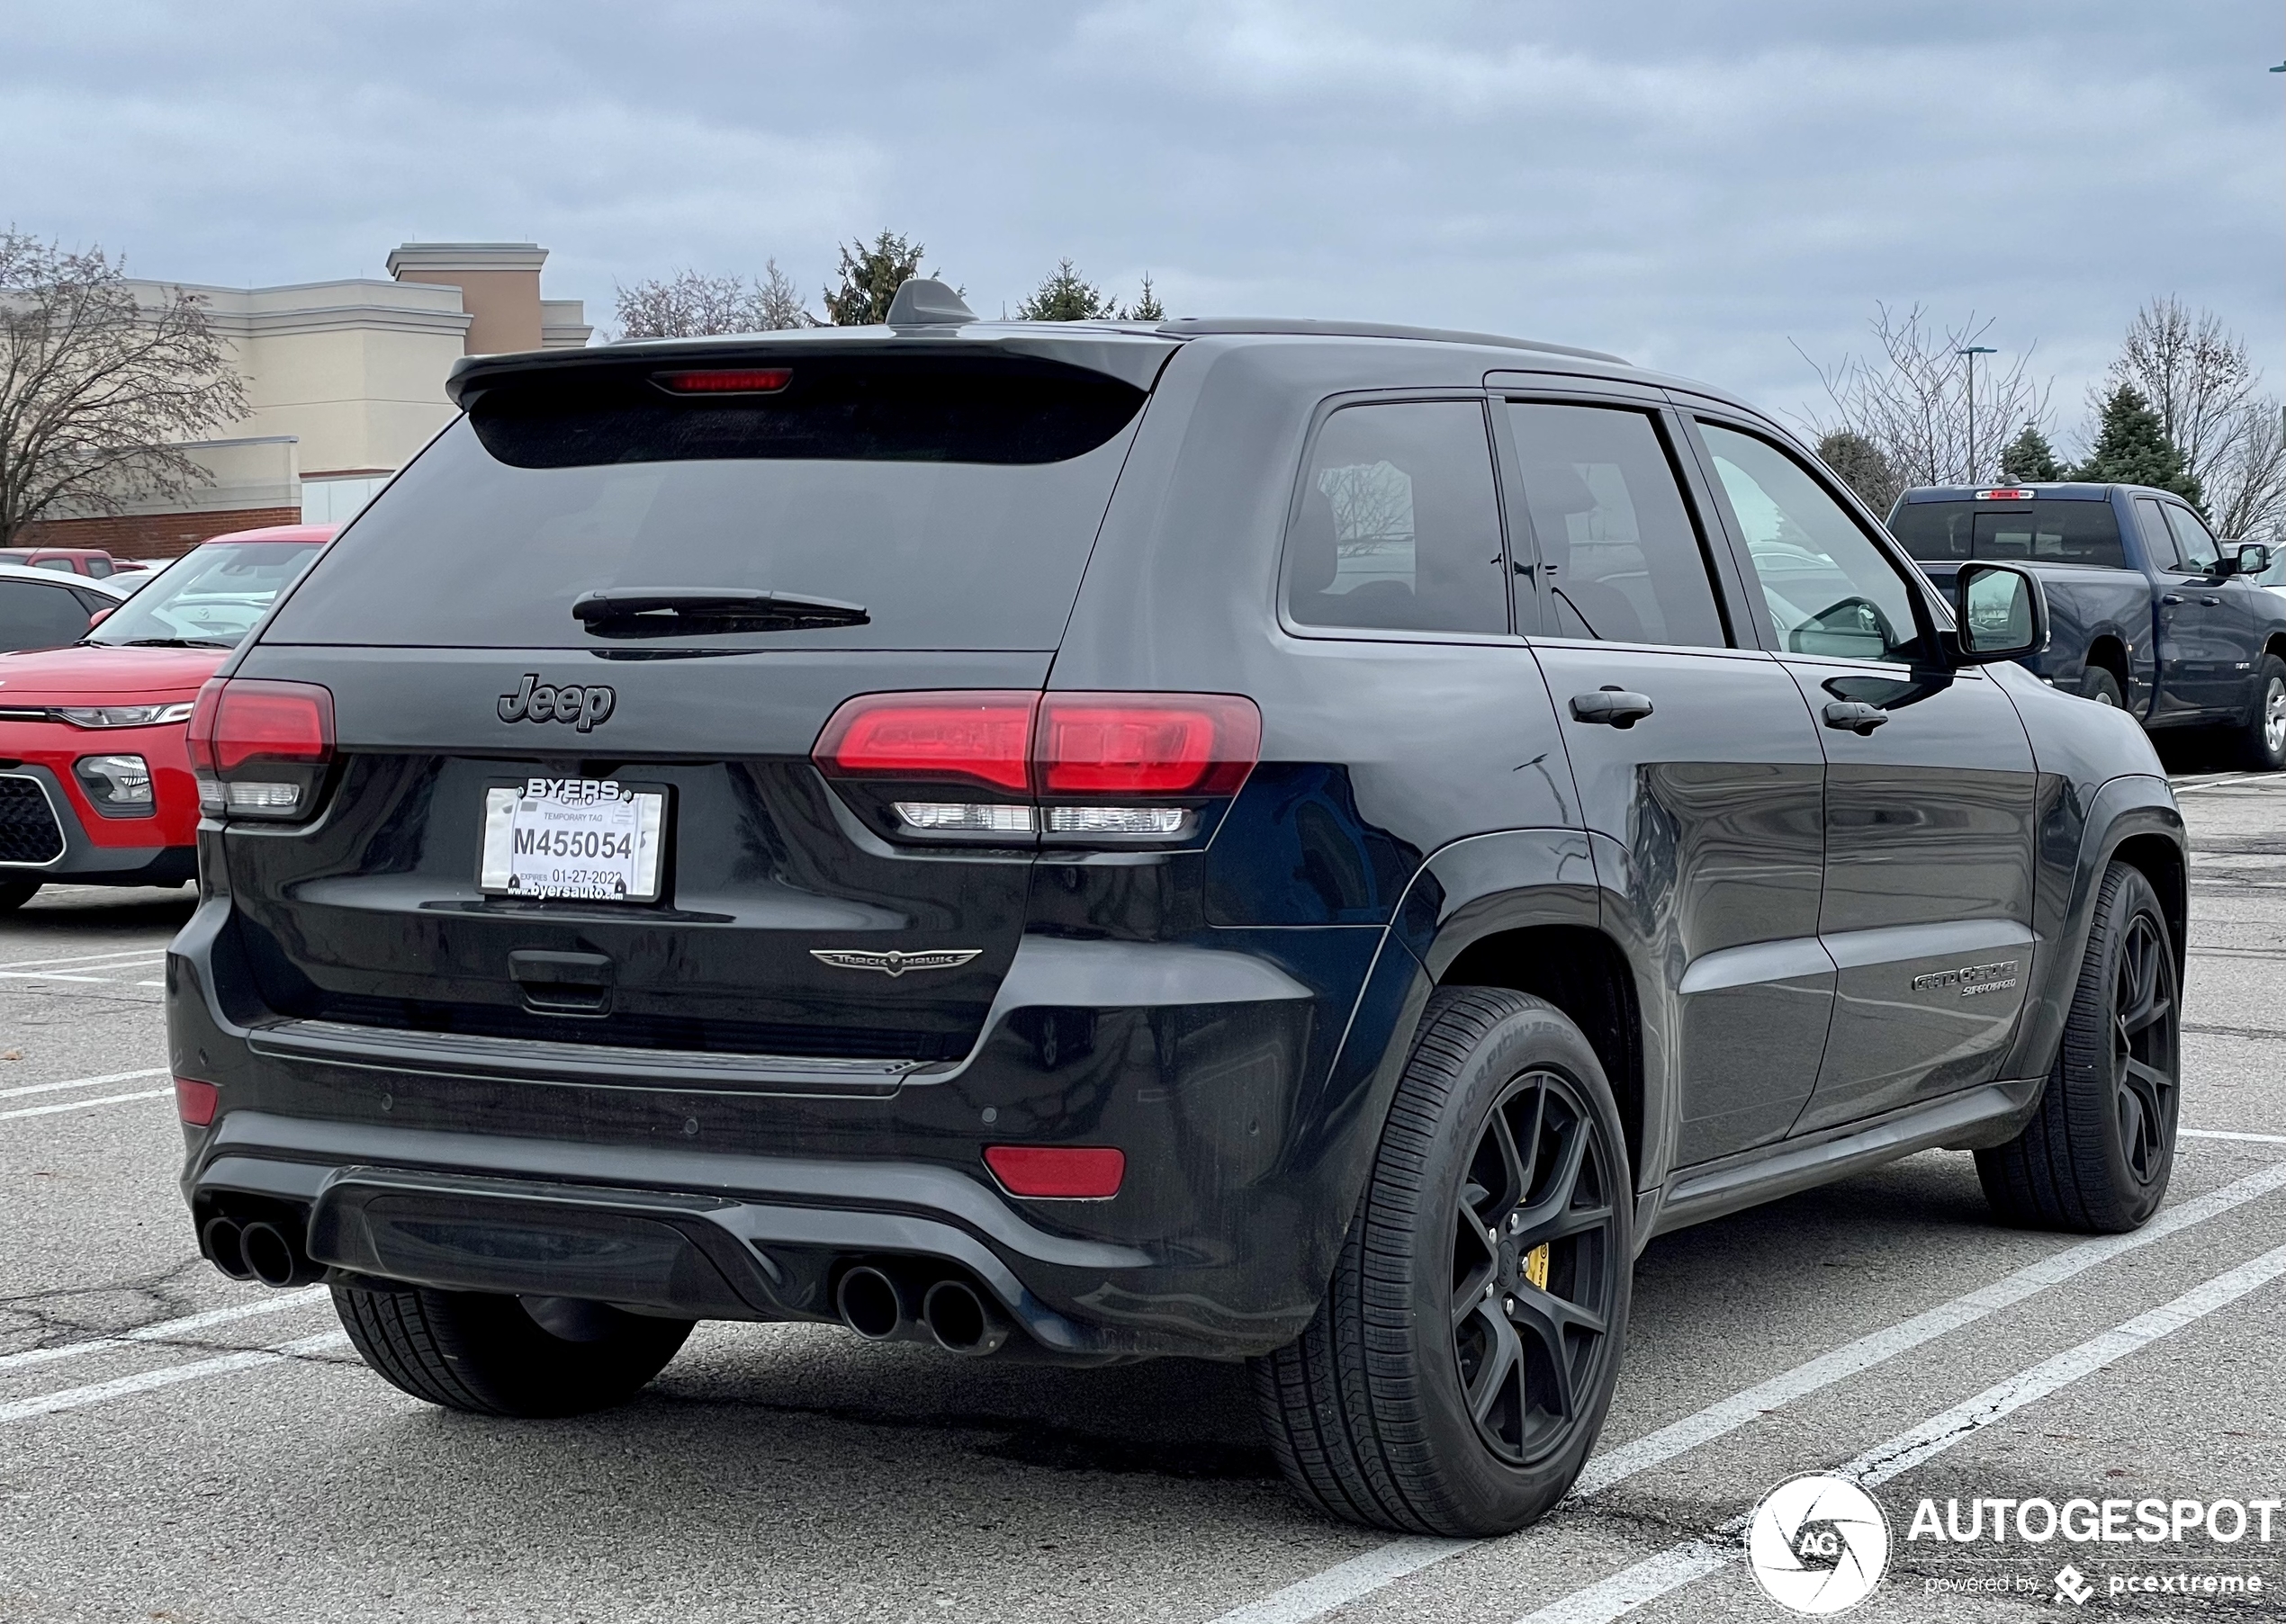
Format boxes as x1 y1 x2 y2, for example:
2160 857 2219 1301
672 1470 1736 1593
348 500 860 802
86 607 113 629
1950 561 2048 666
2231 543 2272 579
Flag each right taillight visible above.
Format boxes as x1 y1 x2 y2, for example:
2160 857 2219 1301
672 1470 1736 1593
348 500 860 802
812 690 1260 846
187 677 336 820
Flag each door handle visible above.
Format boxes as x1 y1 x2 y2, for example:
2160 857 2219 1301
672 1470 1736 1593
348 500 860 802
2199 597 2222 606
1569 687 1654 728
2161 594 2184 606
1822 700 1889 735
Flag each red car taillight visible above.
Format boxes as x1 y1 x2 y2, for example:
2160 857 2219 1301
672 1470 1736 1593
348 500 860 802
812 690 1261 845
187 677 335 820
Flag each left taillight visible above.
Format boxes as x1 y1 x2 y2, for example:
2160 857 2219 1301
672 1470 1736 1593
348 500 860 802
187 677 335 820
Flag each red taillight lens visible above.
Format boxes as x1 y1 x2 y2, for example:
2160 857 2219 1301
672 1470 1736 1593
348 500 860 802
984 1144 1125 1198
814 691 1039 793
1038 695 1260 795
174 1077 219 1126
656 368 793 394
187 679 335 772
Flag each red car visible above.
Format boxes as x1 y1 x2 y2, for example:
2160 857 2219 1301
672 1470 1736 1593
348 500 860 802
0 524 333 911
0 546 145 580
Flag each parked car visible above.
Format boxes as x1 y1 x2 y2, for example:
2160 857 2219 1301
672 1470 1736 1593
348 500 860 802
0 545 144 580
0 562 129 652
0 525 331 911
171 295 2184 1538
1890 484 2286 769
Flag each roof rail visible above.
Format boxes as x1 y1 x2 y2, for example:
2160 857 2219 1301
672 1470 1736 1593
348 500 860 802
1156 317 1625 364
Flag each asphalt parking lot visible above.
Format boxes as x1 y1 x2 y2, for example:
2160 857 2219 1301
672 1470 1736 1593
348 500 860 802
1 772 2281 1623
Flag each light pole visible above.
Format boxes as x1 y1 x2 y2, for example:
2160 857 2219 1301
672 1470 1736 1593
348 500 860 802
1957 345 1998 484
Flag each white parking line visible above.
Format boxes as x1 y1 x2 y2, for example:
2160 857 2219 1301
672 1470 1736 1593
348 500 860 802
0 1330 351 1427
0 1288 328 1376
0 971 122 983
0 1066 168 1100
0 947 168 973
0 1088 172 1121
1516 1240 2286 1623
2183 1127 2286 1144
1202 1157 2286 1624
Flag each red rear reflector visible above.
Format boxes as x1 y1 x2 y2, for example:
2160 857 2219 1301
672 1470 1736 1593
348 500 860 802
1039 694 1260 795
188 679 335 772
657 368 793 394
174 1077 219 1126
814 692 1038 793
1976 488 2036 500
984 1144 1125 1198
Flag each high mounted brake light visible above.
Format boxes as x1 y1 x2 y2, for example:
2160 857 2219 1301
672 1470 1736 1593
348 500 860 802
1976 489 2037 500
654 368 794 395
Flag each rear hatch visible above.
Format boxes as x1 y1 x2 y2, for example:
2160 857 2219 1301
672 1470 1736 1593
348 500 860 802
216 336 1173 1072
1890 489 2128 594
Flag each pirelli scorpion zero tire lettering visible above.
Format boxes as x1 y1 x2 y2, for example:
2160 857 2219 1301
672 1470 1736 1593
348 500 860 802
1252 987 1633 1536
332 1285 694 1418
1977 861 2180 1233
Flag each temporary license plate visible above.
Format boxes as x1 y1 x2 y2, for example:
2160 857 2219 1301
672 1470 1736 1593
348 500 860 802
478 778 665 902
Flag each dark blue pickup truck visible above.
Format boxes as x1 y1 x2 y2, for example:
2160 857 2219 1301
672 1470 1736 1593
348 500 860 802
1891 483 2286 769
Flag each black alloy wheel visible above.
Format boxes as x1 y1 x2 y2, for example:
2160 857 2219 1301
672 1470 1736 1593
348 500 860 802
1977 862 2180 1232
1450 1069 1621 1467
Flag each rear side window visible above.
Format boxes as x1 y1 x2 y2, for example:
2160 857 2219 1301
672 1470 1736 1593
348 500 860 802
1890 498 2126 568
1508 403 1728 649
0 579 92 650
260 354 1148 651
1284 401 1508 635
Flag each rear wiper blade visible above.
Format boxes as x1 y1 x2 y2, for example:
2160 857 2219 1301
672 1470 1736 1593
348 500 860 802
571 588 869 638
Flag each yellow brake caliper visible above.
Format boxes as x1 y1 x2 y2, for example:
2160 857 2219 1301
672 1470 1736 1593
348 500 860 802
1522 1243 1550 1291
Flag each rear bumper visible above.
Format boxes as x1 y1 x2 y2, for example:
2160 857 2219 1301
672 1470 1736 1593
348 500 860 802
170 894 1417 1360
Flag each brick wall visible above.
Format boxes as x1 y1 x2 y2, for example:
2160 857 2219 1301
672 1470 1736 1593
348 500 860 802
15 507 303 561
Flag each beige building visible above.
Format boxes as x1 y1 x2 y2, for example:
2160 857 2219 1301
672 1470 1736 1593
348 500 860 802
27 242 590 556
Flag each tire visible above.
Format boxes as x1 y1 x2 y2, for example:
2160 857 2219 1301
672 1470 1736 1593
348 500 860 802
0 880 38 913
2236 653 2286 772
2077 667 2123 709
332 1285 693 1418
1252 988 1633 1536
1976 862 2179 1232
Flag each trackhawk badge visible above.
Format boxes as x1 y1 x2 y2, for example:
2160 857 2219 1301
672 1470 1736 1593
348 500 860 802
809 948 983 977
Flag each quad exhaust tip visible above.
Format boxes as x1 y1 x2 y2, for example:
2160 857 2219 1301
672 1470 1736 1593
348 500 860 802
921 1279 1009 1357
834 1263 1012 1356
206 1216 320 1288
201 1216 254 1281
835 1265 906 1341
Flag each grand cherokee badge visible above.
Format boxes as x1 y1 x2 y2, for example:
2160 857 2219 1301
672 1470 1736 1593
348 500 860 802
809 948 982 977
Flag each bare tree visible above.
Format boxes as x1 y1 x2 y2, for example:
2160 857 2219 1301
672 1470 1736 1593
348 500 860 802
613 259 814 339
1798 304 2050 489
2103 298 2283 539
0 229 247 546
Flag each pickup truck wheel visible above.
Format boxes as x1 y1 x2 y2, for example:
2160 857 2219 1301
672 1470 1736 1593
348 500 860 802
2237 654 2286 771
332 1284 693 1417
1252 988 1632 1536
1976 862 2178 1233
2077 668 2122 708
0 881 38 913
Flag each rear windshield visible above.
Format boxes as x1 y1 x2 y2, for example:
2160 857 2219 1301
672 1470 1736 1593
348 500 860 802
1889 498 2125 568
261 354 1149 651
86 541 325 649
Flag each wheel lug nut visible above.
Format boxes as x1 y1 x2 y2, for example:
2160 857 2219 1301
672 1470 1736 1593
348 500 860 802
1504 1297 1514 1314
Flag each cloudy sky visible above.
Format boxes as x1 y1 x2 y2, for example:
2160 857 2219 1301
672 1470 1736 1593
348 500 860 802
7 1 2280 443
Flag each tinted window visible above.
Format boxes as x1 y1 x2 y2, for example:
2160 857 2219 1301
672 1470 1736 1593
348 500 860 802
1285 401 1507 634
1701 424 1926 664
0 580 94 650
264 358 1148 652
32 558 75 573
1889 498 2126 568
2132 498 2178 568
1508 403 1726 648
2163 504 2221 571
86 541 324 649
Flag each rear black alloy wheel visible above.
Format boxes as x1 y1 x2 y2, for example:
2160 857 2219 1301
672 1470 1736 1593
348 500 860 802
1451 1069 1622 1467
1254 988 1633 1535
1977 862 2179 1232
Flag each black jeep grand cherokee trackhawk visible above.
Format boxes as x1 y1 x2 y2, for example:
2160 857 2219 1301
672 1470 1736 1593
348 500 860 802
170 286 2185 1536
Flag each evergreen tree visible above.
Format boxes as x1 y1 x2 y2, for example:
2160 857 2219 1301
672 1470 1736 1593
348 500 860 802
822 231 929 326
1016 259 1117 321
1998 422 2064 482
1815 430 1902 515
1125 274 1166 323
2074 385 2202 506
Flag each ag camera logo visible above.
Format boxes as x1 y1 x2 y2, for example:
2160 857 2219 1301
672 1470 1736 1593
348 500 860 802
1748 1474 1892 1615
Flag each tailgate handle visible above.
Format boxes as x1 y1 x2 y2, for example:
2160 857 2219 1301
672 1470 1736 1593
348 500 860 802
508 950 615 1014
